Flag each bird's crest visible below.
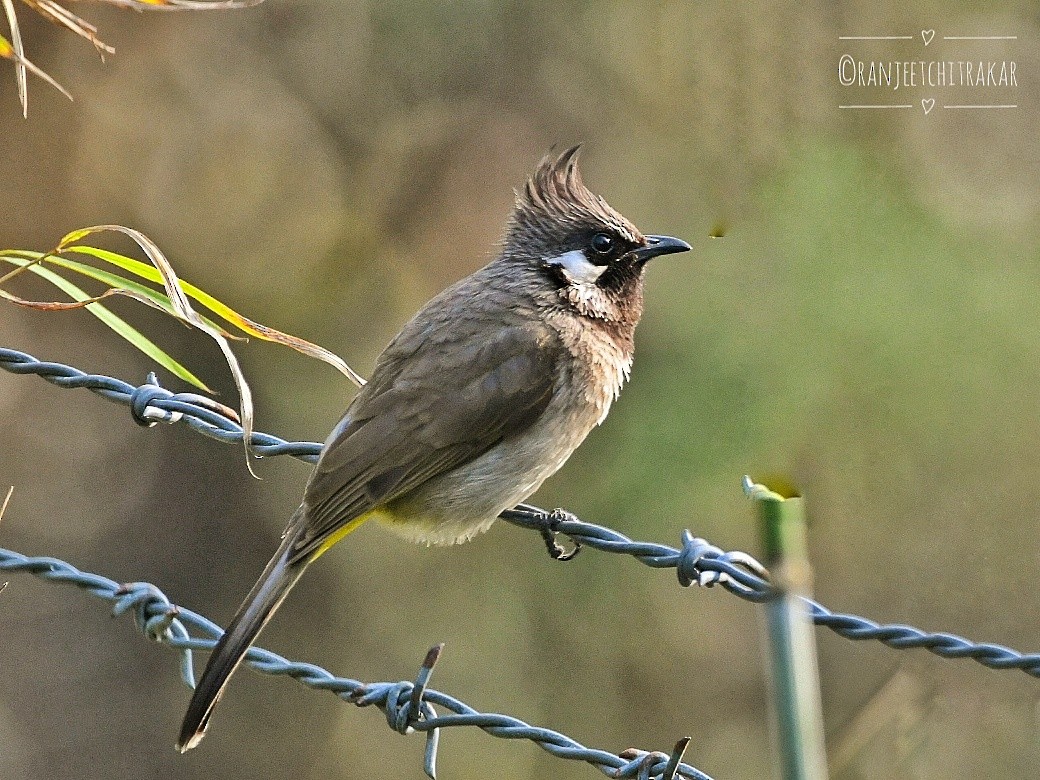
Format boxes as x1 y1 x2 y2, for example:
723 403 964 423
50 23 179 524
513 146 643 244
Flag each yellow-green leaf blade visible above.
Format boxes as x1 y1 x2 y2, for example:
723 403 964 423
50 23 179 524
63 244 364 386
0 255 210 390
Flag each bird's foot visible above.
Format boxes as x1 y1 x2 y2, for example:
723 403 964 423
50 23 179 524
498 504 583 561
537 508 582 561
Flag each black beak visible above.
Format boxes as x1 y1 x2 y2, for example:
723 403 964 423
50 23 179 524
631 234 692 263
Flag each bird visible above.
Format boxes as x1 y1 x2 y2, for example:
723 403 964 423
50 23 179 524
177 146 691 752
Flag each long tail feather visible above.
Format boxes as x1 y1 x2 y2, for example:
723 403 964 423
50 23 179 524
177 516 309 752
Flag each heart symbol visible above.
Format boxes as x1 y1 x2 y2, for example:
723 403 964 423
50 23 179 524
921 29 935 46
921 98 935 114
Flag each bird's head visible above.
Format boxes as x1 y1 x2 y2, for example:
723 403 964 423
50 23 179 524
503 146 690 322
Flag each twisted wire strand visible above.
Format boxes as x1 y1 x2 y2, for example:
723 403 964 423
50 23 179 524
0 548 711 780
0 347 321 461
497 513 1040 676
4 345 1040 678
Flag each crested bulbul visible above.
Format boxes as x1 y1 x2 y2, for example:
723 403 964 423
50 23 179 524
177 146 691 751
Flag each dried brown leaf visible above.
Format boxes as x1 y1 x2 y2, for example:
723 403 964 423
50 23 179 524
2 0 28 116
22 0 114 57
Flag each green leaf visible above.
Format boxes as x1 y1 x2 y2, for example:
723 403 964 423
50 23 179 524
0 254 210 390
63 244 365 386
64 245 270 332
43 253 229 334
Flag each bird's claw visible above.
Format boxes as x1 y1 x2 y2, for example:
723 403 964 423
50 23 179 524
539 508 582 561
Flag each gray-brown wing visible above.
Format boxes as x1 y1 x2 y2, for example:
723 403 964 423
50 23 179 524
288 322 559 562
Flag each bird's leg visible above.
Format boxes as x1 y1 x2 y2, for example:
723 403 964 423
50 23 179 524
502 503 582 561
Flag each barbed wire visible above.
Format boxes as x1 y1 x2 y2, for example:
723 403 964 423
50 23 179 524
3 345 1039 677
0 547 708 780
0 347 321 461
499 508 1040 676
3 344 1040 777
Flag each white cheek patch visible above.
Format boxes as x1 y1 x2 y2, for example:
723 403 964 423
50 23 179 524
549 249 608 284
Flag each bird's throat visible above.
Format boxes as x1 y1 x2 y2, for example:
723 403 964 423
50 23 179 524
560 281 617 320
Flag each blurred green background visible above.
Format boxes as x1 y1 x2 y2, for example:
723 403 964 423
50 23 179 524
1 1 1039 778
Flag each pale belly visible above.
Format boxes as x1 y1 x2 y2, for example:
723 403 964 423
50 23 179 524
376 398 596 544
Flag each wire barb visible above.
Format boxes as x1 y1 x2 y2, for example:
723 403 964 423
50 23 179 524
662 738 692 780
410 643 444 723
408 644 444 779
617 739 696 780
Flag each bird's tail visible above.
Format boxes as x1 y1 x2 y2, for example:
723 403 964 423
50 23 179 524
177 512 309 753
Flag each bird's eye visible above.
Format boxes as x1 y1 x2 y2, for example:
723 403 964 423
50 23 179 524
590 232 614 254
